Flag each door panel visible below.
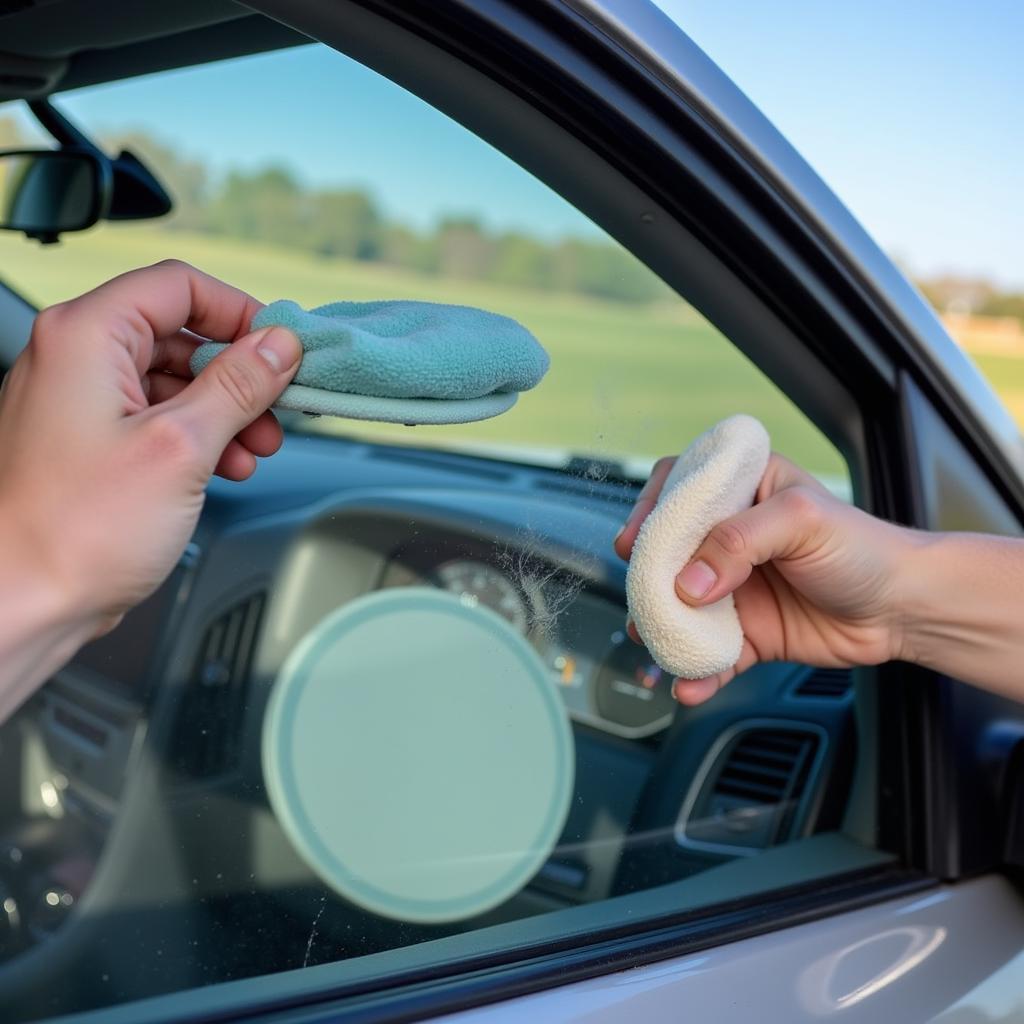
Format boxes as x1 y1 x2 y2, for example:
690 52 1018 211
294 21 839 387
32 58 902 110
428 876 1024 1024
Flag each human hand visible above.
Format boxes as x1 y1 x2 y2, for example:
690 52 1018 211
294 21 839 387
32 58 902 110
0 260 300 652
614 452 916 705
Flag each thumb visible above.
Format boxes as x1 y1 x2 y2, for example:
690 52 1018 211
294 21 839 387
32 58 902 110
674 487 822 606
163 326 301 457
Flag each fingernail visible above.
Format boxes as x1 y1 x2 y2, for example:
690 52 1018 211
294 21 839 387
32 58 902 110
613 525 626 546
257 327 301 372
676 559 717 599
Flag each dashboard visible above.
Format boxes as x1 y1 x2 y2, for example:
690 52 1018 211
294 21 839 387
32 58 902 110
0 433 858 1020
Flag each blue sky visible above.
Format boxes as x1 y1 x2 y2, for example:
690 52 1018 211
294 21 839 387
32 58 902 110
35 47 599 243
10 3 1022 287
655 0 1023 288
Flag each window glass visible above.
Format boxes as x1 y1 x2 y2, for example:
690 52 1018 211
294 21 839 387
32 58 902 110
0 44 878 1022
0 46 845 486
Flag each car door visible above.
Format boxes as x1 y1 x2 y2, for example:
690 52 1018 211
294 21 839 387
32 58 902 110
1 1 1024 1022
241 3 1024 1019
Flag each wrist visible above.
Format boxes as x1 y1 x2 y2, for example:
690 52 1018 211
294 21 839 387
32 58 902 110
889 526 947 668
891 529 1024 676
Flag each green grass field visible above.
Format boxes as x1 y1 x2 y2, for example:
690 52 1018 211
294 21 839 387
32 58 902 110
972 353 1024 422
0 224 853 477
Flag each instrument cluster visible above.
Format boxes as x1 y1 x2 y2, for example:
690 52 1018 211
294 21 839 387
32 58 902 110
379 552 675 740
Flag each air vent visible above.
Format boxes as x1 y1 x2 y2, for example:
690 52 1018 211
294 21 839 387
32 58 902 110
533 474 633 505
794 668 852 699
172 592 265 778
678 725 821 853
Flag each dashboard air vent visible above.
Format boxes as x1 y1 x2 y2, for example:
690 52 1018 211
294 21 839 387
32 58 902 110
793 668 852 699
679 725 821 853
533 474 633 505
172 592 265 778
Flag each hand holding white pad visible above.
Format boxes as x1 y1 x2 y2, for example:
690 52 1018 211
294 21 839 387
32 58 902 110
626 415 771 679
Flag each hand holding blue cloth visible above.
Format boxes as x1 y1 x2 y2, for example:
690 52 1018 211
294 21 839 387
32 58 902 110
189 298 550 424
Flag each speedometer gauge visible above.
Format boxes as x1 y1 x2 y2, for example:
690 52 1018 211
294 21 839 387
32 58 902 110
436 560 529 633
594 635 676 734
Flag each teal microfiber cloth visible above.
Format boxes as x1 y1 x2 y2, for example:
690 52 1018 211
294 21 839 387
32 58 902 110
189 298 550 425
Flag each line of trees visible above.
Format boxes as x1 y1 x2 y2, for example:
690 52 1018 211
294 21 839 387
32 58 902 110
4 118 1023 318
918 274 1024 322
101 130 670 305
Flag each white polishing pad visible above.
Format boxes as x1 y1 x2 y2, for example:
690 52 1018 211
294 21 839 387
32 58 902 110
626 415 771 680
262 588 574 923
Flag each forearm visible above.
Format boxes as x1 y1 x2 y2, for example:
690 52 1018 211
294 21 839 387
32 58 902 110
900 530 1024 700
0 538 96 723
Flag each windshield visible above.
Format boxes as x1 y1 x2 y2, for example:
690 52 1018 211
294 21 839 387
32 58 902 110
0 44 845 486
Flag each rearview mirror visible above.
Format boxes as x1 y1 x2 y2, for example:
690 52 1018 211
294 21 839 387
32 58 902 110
0 149 110 242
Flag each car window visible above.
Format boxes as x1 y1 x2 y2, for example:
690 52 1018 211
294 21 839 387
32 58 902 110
0 46 846 490
0 44 881 1023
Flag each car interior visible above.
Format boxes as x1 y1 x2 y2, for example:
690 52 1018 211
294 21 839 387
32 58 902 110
0 2 916 1021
